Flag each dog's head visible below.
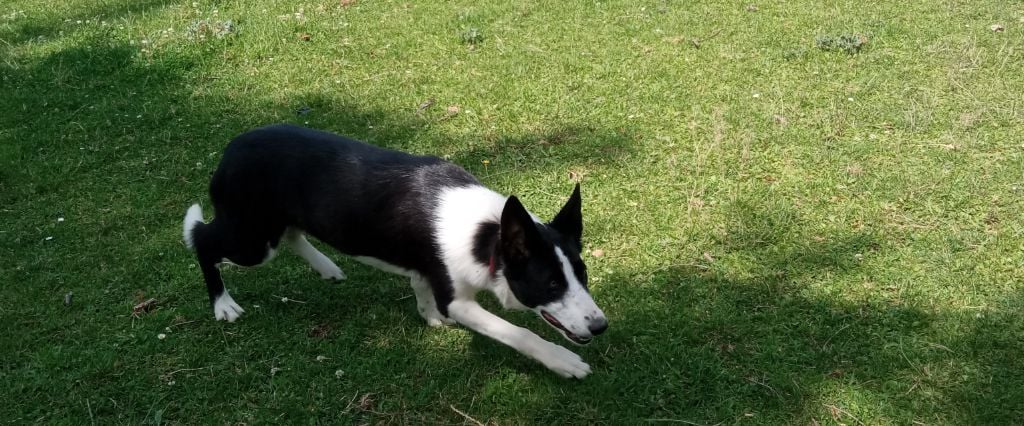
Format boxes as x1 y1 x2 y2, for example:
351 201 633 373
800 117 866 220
500 184 608 345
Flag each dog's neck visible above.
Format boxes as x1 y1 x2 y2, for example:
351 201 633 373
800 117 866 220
433 185 526 310
487 236 500 279
483 229 529 310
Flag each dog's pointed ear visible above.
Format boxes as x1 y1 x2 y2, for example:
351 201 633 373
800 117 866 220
501 195 542 261
550 183 582 248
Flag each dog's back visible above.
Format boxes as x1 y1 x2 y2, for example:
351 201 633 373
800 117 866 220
184 124 476 317
209 124 477 260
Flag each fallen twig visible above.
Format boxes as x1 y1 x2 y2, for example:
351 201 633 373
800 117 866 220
691 28 724 48
823 404 865 426
168 320 197 328
163 366 211 377
272 295 307 304
645 418 722 426
746 376 782 399
131 298 158 317
450 405 485 426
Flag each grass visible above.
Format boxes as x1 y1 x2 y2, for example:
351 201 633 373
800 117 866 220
1 0 1022 423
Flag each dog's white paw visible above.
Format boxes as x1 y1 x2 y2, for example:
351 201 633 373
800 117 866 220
419 305 455 327
213 293 245 322
535 342 591 379
423 314 456 328
317 263 346 280
311 259 345 280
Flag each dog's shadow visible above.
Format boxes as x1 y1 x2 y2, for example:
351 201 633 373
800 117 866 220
284 196 1017 424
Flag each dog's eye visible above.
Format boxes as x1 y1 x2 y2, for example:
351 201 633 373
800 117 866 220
549 281 559 289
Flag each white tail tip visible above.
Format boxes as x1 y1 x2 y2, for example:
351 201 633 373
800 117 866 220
183 204 204 249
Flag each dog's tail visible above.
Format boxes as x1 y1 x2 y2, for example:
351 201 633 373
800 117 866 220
183 204 206 250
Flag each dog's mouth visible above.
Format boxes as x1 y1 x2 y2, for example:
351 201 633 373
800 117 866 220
541 310 592 345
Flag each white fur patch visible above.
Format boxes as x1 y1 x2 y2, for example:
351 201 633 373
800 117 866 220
213 291 244 322
182 204 204 249
539 247 605 338
433 186 509 298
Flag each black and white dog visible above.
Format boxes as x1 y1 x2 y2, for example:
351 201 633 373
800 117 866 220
182 124 607 378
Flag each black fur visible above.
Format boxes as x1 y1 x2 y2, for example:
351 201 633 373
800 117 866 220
190 124 479 314
550 184 583 250
471 221 501 269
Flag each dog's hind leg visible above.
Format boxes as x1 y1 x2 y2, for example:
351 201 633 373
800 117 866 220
200 257 245 322
186 215 245 322
285 229 345 280
410 275 454 327
185 204 286 322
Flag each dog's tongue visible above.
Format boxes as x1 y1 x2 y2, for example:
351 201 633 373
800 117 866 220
541 311 562 328
543 311 584 340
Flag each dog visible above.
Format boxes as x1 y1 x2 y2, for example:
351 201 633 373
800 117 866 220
182 124 607 378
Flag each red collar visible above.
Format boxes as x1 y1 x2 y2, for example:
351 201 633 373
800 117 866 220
488 253 497 278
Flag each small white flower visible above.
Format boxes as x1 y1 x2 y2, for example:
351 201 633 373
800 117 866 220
334 369 344 378
57 217 64 222
45 236 53 241
157 333 167 340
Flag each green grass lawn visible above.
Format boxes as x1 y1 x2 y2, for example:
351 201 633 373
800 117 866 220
2 0 1022 423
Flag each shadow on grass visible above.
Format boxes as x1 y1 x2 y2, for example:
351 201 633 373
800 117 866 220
1 28 640 423
419 197 1021 424
0 0 178 47
950 288 1024 423
579 235 926 424
2 16 1021 426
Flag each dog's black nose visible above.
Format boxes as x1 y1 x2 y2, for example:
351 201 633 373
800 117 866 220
588 317 608 336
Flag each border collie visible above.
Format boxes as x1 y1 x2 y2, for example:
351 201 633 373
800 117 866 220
182 124 607 378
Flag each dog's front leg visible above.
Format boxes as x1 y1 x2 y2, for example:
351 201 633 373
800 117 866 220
447 299 591 378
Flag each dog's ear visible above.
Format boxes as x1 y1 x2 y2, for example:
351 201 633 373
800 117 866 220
550 183 582 248
501 195 543 261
